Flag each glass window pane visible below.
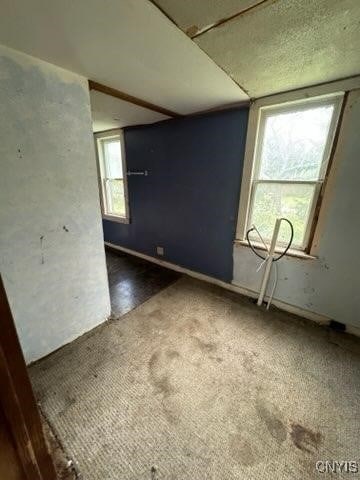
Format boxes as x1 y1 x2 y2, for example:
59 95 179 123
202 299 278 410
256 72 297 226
249 182 316 248
107 179 126 217
258 104 334 181
103 139 122 179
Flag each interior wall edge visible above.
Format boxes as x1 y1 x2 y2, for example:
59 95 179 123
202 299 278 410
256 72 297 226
0 45 111 364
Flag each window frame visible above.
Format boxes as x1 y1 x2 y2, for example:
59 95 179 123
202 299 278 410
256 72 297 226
94 129 130 224
236 91 344 254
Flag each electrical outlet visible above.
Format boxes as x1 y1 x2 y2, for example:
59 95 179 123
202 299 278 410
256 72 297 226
156 246 164 256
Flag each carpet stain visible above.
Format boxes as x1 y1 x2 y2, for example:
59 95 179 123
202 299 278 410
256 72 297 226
209 356 223 363
148 308 163 319
151 465 158 480
186 318 202 334
229 434 258 466
290 423 322 453
148 350 180 424
59 394 76 417
256 400 287 443
29 277 360 480
191 336 217 353
161 400 180 425
166 350 180 360
242 351 259 374
148 351 174 396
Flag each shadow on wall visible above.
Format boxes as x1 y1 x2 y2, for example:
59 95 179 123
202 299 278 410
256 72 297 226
103 107 248 282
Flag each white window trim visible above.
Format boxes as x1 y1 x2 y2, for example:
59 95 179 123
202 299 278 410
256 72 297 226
94 129 130 224
236 88 345 254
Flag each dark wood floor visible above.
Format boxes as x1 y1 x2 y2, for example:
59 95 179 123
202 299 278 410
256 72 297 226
105 247 181 317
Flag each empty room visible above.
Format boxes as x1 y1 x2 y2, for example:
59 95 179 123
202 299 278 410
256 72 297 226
0 1 359 479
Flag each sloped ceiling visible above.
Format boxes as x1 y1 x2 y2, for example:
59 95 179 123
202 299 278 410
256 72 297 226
0 0 248 122
156 0 360 98
1 0 358 127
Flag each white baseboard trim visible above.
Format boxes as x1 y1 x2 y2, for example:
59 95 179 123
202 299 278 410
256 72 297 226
105 242 360 337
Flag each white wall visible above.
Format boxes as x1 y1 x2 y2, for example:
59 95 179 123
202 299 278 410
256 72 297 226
233 89 360 329
0 45 111 363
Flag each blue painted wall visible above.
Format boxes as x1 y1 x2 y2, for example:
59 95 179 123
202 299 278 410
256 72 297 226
103 107 248 282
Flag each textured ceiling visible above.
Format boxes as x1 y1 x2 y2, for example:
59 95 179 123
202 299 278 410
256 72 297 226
0 0 248 117
195 0 360 97
155 0 360 98
90 91 168 132
153 0 263 36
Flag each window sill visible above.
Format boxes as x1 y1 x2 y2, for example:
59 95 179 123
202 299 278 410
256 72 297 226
234 239 317 260
102 214 130 225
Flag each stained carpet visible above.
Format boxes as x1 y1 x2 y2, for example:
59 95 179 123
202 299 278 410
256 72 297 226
30 277 360 479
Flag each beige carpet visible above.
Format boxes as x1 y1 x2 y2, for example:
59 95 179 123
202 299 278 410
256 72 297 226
30 277 360 480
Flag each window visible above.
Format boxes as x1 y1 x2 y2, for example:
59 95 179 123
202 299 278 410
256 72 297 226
95 130 129 223
238 93 343 251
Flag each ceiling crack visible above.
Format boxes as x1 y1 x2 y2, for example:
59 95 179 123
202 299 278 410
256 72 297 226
148 0 253 100
191 0 279 39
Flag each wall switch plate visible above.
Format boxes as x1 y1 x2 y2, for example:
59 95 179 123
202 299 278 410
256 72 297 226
156 246 164 256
